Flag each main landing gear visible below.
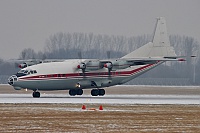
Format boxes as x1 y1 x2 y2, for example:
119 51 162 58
69 89 83 96
91 89 105 96
69 89 105 96
32 89 106 97
32 91 40 98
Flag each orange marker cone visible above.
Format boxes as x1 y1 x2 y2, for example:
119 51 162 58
99 105 103 110
82 105 86 110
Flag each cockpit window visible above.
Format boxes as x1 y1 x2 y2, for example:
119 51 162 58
24 70 28 74
17 69 37 75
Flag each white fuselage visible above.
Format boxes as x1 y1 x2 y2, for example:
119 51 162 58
10 59 162 91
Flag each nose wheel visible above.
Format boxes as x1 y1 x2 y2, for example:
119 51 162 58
32 91 40 98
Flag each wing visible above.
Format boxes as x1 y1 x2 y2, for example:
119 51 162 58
9 59 65 68
99 56 188 69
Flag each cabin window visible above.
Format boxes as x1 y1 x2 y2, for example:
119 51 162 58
24 70 28 74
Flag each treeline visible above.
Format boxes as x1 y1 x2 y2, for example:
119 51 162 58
0 32 200 85
18 33 152 60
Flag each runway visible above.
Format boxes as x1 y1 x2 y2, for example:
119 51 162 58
0 94 200 104
1 85 200 104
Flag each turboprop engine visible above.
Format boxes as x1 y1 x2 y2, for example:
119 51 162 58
77 60 102 71
104 59 131 71
18 60 42 68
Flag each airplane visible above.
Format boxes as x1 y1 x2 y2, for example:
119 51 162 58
8 17 188 98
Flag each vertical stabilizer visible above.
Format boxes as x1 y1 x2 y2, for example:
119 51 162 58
122 17 176 58
152 17 170 47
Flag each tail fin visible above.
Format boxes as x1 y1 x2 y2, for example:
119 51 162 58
122 17 176 58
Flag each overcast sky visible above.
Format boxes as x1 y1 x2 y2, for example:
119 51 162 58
0 0 199 59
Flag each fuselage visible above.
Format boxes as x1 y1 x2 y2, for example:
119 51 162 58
8 59 162 91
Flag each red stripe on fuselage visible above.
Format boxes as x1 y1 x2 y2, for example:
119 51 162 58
19 63 157 80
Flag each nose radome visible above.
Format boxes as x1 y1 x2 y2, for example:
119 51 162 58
8 75 18 85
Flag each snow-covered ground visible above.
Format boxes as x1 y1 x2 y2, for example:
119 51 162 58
0 94 199 104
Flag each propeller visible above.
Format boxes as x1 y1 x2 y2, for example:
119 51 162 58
105 51 113 76
104 62 113 75
77 62 86 74
75 51 86 76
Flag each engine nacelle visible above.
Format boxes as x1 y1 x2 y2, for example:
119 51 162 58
86 60 101 71
18 63 28 68
77 63 86 69
104 62 112 69
77 60 101 71
111 59 131 70
18 61 42 68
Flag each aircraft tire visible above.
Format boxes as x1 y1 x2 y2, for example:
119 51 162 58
99 89 105 96
32 92 35 97
77 89 83 95
69 89 77 96
32 91 40 98
91 89 99 96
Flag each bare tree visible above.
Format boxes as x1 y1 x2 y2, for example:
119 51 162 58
19 48 36 59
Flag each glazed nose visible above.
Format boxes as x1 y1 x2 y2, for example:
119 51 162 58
8 75 18 85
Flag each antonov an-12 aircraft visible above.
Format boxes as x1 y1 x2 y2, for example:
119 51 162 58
8 17 187 98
